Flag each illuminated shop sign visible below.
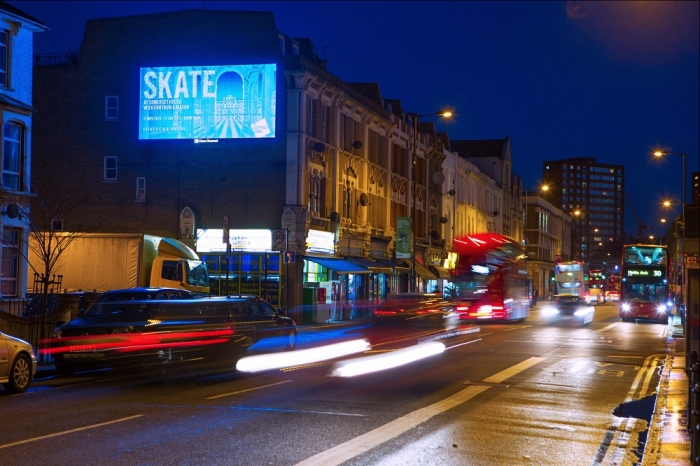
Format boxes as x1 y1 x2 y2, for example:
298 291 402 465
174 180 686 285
625 267 665 279
139 64 276 140
196 229 272 252
306 230 335 254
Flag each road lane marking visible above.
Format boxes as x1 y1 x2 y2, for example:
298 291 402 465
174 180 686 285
295 357 545 466
0 415 144 450
596 322 620 332
206 380 292 399
593 354 664 464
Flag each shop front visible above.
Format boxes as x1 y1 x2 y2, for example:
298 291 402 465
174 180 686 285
196 229 281 306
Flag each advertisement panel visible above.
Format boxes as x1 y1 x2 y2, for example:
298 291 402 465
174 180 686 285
139 64 276 140
396 217 411 259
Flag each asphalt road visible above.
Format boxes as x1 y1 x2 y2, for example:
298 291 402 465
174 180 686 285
0 304 668 465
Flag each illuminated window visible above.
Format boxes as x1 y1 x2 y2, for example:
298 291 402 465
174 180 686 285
104 156 117 181
105 96 119 120
2 121 24 190
136 177 146 201
0 30 7 87
1 228 20 297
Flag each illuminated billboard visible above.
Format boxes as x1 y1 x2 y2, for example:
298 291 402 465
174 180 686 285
139 64 276 140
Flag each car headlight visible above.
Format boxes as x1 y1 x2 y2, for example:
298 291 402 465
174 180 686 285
542 307 559 316
621 303 631 312
657 304 667 314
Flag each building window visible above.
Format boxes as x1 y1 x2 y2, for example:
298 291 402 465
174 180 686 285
307 97 317 138
278 34 285 54
321 105 330 143
104 156 117 181
1 228 20 296
2 122 24 191
105 96 119 120
292 43 300 55
0 29 8 87
136 177 146 201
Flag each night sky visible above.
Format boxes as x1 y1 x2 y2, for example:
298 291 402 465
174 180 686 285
10 1 699 238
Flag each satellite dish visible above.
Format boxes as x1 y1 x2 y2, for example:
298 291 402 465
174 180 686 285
493 211 500 217
440 216 448 224
330 212 341 223
313 142 325 153
432 172 445 185
4 203 20 219
351 140 363 150
448 189 456 196
430 230 441 241
358 193 369 206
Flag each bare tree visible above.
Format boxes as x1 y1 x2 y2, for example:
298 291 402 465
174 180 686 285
2 179 97 356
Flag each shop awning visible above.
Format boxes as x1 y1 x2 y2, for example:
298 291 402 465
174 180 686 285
375 258 410 272
429 265 451 280
344 257 393 274
403 259 437 279
304 256 370 274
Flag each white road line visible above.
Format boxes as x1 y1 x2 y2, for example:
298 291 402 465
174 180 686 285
596 322 621 332
294 357 545 466
0 415 144 450
205 380 292 400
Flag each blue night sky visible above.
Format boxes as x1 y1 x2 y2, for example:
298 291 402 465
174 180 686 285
10 1 699 238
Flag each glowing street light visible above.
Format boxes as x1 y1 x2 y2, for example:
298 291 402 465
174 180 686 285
654 149 687 322
410 110 453 292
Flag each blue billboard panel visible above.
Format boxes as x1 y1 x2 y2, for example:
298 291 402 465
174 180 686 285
139 64 276 140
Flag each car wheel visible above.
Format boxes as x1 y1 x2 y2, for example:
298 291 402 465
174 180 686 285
3 354 32 393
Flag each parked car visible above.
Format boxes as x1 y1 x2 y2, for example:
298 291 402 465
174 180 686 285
50 295 296 374
620 298 668 323
541 294 594 326
78 287 195 316
606 290 620 302
0 331 37 393
372 293 458 330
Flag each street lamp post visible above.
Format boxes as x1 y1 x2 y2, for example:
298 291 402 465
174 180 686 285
654 150 686 330
410 110 452 292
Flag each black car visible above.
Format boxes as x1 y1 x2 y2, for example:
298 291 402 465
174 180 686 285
80 287 195 315
372 293 458 330
541 294 594 325
49 295 296 374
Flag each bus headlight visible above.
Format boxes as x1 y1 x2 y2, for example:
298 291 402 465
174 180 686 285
657 304 667 314
621 303 631 312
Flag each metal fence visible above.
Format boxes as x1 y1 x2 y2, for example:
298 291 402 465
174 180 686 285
0 274 101 363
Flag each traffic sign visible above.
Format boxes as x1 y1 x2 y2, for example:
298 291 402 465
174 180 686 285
272 230 286 251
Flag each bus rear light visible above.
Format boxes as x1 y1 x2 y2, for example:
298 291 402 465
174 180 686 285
373 310 398 316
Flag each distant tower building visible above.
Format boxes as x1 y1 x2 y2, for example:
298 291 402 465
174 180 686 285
542 158 625 272
692 171 699 205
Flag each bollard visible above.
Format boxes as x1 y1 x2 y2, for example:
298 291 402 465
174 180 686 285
691 362 700 433
692 364 700 418
690 351 699 376
692 384 700 463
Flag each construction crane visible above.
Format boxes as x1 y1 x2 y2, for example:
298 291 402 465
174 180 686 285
626 193 649 238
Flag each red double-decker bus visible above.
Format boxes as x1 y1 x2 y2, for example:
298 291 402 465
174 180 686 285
445 233 529 321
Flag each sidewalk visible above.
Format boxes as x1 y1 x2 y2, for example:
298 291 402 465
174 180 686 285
644 314 692 465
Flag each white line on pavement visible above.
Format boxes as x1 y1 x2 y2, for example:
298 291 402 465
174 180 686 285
294 357 545 466
206 380 292 400
0 415 144 450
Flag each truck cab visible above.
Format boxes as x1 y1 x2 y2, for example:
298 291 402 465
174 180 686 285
149 237 209 294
